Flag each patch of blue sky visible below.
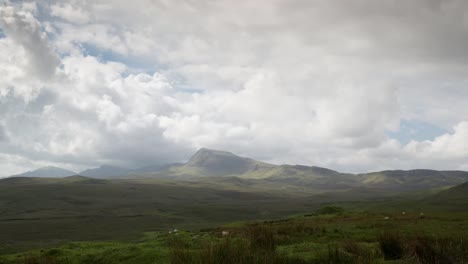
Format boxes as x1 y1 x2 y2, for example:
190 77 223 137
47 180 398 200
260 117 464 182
386 119 447 145
79 43 162 75
57 41 201 93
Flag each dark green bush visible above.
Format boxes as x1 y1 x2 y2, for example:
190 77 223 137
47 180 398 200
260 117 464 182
314 244 354 264
170 237 312 264
377 230 404 260
317 206 344 215
405 235 468 264
248 225 277 251
342 240 377 264
20 254 62 264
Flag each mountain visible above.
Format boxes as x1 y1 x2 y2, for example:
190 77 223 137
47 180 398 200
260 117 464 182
12 166 76 178
147 148 468 192
10 149 468 192
161 148 275 177
79 165 131 178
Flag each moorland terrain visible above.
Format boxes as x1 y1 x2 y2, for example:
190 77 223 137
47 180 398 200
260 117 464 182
1 148 468 263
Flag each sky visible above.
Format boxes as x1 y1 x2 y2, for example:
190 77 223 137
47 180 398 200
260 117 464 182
1 0 468 176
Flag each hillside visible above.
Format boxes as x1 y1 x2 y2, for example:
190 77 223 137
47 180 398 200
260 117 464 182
427 180 468 207
11 166 76 178
79 165 131 178
0 176 326 253
9 148 468 193
151 148 468 192
245 165 357 190
1 169 468 254
358 170 468 191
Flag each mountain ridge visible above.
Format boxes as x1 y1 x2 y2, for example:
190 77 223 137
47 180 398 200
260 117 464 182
12 166 76 178
8 148 468 193
79 165 131 179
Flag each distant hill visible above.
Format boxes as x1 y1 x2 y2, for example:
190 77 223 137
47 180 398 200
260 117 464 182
148 148 468 192
356 170 468 191
79 165 131 178
0 175 105 185
129 163 183 175
12 166 76 178
447 181 468 194
8 149 468 193
428 180 468 207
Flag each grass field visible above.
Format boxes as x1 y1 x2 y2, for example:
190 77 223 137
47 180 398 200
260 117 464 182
0 176 327 254
1 208 467 263
1 175 467 263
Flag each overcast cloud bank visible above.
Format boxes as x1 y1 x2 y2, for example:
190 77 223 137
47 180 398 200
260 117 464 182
1 0 468 176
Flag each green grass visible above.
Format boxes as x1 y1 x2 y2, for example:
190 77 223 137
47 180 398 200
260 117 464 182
2 209 468 263
2 175 468 262
0 177 328 254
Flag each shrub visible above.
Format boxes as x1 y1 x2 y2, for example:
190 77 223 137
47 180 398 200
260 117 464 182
20 254 62 264
170 237 311 264
317 206 344 215
248 225 277 251
377 230 404 260
170 248 200 264
199 238 249 264
405 235 468 264
342 240 377 264
166 234 193 249
314 244 354 264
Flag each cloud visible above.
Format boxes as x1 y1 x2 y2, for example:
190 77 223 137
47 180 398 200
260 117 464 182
0 4 59 79
0 3 60 103
0 124 7 142
50 3 91 25
405 121 468 161
57 23 128 55
2 0 468 176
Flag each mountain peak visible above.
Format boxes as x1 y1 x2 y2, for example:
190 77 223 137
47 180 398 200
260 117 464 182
188 148 238 164
197 147 237 155
184 148 260 176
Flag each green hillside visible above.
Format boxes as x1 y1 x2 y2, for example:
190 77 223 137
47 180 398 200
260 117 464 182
426 180 468 208
10 148 468 193
0 176 326 253
133 149 468 194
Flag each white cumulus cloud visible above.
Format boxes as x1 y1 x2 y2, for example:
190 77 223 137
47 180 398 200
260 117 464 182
2 0 468 176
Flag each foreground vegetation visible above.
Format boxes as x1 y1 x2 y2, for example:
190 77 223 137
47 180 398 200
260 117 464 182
1 208 468 264
1 173 467 263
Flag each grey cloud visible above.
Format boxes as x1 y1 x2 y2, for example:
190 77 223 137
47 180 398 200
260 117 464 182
3 0 468 174
0 4 60 80
0 125 7 142
25 89 57 112
275 0 468 66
